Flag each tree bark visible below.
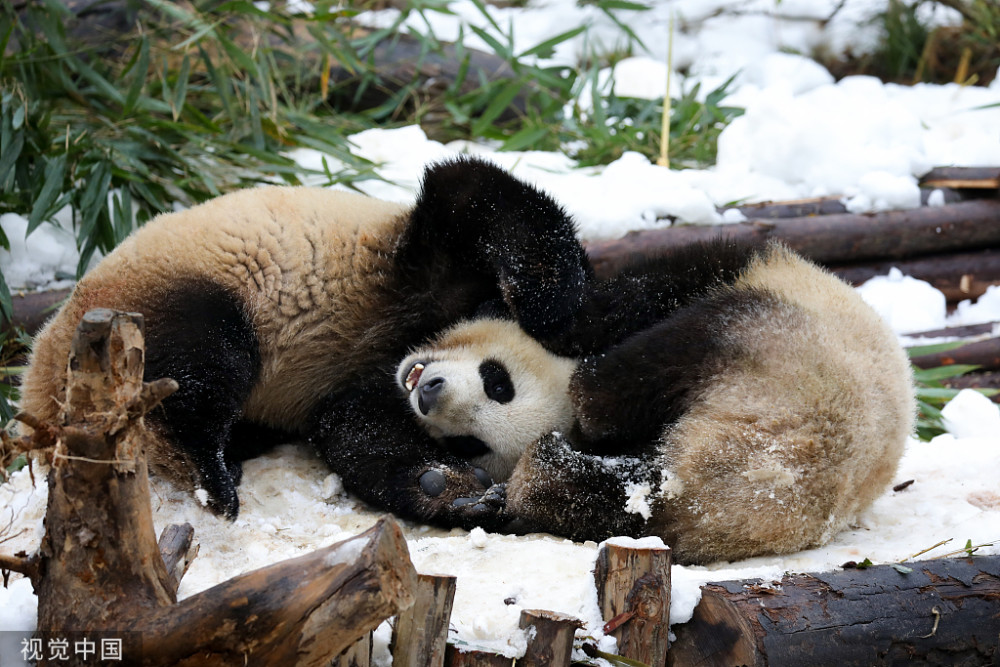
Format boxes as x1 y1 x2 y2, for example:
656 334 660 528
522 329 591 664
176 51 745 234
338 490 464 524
669 556 1000 667
331 632 372 667
391 574 457 667
445 645 512 666
594 542 671 667
517 609 581 667
583 199 1000 277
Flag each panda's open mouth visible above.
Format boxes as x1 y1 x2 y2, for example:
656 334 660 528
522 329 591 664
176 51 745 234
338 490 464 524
404 362 425 392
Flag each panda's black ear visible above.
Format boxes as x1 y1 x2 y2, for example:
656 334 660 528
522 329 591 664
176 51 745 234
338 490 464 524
406 155 592 340
474 299 514 321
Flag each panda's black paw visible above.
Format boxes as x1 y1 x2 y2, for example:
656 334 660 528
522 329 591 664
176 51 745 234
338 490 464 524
451 482 508 529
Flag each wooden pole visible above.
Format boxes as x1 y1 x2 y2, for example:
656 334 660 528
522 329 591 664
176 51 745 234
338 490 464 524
669 555 1000 667
518 609 581 667
594 542 672 667
392 573 458 667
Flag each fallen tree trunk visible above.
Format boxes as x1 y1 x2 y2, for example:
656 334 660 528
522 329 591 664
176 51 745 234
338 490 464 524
668 555 1000 667
583 199 1000 277
831 248 1000 302
910 337 1000 371
5 308 417 666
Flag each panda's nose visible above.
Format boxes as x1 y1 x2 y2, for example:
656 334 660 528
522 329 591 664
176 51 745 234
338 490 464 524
418 377 445 415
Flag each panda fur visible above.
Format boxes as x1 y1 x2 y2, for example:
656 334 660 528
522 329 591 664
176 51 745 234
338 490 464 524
19 156 590 523
397 241 915 565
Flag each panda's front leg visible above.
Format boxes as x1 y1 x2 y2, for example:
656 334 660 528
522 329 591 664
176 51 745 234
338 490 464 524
307 381 496 527
455 432 656 542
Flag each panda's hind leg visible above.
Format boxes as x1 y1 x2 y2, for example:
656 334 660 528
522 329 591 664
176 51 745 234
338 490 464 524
142 279 261 518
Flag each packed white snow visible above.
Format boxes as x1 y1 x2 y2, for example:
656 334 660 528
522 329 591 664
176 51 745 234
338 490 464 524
2 0 1000 663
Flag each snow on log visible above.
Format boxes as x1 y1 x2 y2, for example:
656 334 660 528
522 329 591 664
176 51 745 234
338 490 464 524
594 542 671 667
7 308 417 666
583 199 1000 277
668 555 1000 667
391 573 457 667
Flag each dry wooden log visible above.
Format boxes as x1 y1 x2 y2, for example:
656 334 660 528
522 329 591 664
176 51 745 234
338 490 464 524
157 523 198 596
332 632 372 667
910 336 1000 371
920 166 1000 190
34 309 177 631
9 308 418 666
669 555 1000 667
135 519 417 665
831 248 1000 302
903 321 999 341
392 573 458 667
518 609 582 667
445 645 512 666
583 199 1000 278
594 542 672 667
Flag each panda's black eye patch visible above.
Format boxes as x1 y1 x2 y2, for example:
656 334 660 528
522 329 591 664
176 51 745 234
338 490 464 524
479 359 515 403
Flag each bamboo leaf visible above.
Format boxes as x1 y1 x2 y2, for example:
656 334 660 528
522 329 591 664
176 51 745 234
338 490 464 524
472 79 523 136
912 364 981 383
27 155 67 235
124 37 151 116
518 25 587 59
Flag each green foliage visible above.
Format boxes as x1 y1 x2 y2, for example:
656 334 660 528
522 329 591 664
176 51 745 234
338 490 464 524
908 341 999 441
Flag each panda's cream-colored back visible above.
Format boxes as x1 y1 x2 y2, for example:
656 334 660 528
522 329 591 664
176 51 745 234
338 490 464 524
21 186 409 430
650 245 914 562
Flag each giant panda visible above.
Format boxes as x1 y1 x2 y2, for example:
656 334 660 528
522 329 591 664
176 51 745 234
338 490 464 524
397 240 915 564
19 156 591 524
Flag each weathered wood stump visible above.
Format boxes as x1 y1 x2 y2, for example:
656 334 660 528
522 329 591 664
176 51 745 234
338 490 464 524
669 555 1000 666
3 309 418 666
594 542 672 667
518 609 581 667
392 573 457 667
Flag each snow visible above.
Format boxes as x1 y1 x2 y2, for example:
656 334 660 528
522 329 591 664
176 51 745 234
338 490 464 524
2 0 1000 662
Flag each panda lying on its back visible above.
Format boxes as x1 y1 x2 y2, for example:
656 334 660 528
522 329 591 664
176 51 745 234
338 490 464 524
20 157 590 525
398 241 915 564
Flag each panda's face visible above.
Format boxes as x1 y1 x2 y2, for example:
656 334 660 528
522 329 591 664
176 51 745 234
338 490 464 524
397 318 578 482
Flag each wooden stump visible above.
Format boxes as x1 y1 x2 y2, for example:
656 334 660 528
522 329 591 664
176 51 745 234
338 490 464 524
594 542 672 667
392 573 457 667
518 609 581 667
669 555 1000 666
4 309 418 666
